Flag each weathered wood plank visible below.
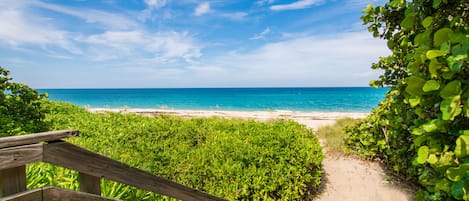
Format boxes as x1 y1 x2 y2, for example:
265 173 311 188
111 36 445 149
0 130 79 149
0 188 42 201
0 144 43 170
43 142 227 201
0 166 26 197
79 172 101 195
43 186 118 201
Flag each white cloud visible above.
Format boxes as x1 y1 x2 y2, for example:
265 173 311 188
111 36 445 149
144 0 167 8
270 0 324 11
82 31 202 63
194 2 211 16
219 12 248 21
0 6 80 55
256 0 276 6
250 28 271 40
35 1 138 30
184 32 390 87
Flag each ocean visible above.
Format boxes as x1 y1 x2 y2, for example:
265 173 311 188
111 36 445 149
38 87 388 112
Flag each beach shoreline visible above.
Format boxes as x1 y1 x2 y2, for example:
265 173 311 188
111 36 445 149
87 108 369 130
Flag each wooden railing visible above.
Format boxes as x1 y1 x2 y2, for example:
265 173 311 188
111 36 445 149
0 130 227 201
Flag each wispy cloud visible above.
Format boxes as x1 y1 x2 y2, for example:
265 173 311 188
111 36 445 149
35 1 138 30
270 0 324 11
82 31 202 63
0 6 81 55
219 12 248 21
194 2 211 16
250 28 271 40
144 0 167 8
183 32 389 87
256 0 276 6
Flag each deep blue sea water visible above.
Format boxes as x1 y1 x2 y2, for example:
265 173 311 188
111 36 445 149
38 88 388 112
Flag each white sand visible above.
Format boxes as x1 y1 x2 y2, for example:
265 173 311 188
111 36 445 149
88 108 413 200
88 108 368 129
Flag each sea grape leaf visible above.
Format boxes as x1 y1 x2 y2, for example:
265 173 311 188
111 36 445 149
400 15 415 30
429 59 442 78
455 135 469 158
409 96 421 107
449 31 466 43
435 178 451 193
417 146 430 164
426 50 447 59
447 166 466 181
406 76 426 96
451 180 468 200
423 80 440 92
434 28 453 47
422 120 439 133
432 0 442 8
422 16 433 28
440 96 462 121
440 80 462 99
427 154 438 164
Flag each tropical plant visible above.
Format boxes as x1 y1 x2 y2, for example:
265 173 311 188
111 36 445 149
0 67 48 137
346 0 468 200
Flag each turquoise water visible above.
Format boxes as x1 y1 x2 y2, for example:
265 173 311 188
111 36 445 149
38 88 388 112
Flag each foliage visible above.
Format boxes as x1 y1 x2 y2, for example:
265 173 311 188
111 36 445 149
0 67 48 137
27 101 324 200
315 118 359 153
346 0 468 200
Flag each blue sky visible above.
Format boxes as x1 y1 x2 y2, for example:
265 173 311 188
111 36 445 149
0 0 389 88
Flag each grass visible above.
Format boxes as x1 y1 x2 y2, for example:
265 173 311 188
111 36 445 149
315 118 360 153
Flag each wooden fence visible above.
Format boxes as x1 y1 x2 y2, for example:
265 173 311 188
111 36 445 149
0 130 227 201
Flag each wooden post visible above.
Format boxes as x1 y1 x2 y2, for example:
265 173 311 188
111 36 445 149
0 166 27 197
79 172 101 195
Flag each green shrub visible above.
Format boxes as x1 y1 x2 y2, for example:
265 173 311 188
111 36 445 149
0 67 48 137
315 118 359 153
346 1 468 200
29 101 324 200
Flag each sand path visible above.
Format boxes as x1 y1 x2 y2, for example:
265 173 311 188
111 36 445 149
295 118 413 201
90 108 414 200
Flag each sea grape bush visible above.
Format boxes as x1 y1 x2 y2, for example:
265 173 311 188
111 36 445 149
29 101 324 200
346 0 468 200
0 67 47 137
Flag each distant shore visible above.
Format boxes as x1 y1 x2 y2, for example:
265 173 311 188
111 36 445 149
87 108 369 130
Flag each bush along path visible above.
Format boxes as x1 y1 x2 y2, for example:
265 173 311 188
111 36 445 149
346 0 468 200
294 118 413 201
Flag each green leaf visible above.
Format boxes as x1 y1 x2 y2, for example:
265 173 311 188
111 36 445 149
400 15 415 30
455 135 469 158
447 166 466 181
440 80 462 99
422 120 439 133
426 50 447 59
432 0 442 8
406 76 426 96
409 96 421 107
423 80 440 92
429 59 442 78
422 16 433 28
451 180 468 200
449 31 466 43
434 28 453 47
427 154 438 164
417 146 429 164
412 128 424 136
435 178 451 193
440 96 462 120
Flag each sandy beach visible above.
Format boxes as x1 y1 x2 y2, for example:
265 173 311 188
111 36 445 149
88 108 369 130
